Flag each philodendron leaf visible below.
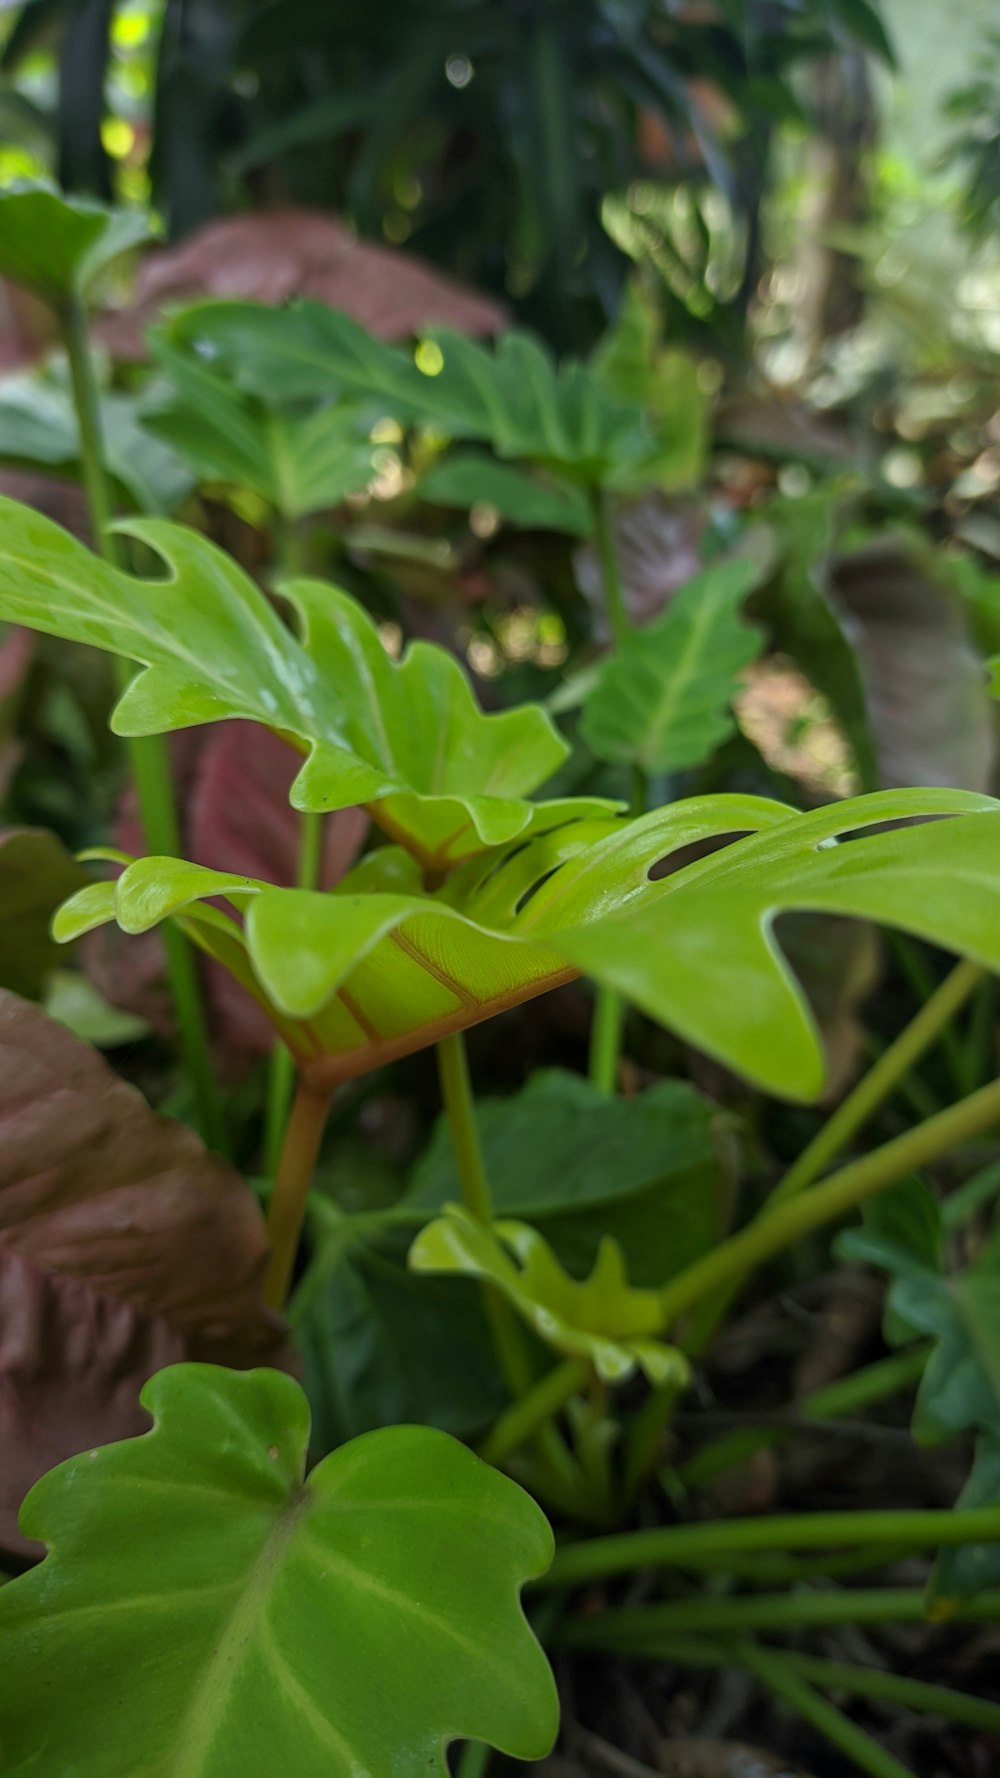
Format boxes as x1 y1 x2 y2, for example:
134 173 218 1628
410 1205 688 1386
158 299 652 481
581 559 765 774
0 368 194 513
145 330 378 518
56 787 1000 1100
0 182 152 306
0 1364 558 1777
0 990 287 1555
0 495 608 868
418 453 593 535
0 827 86 998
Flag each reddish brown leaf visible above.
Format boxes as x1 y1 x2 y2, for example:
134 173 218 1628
94 210 507 362
0 990 288 1554
573 492 706 636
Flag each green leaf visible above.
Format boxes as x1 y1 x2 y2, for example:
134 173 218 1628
0 827 86 999
418 454 592 536
55 786 1000 1101
581 559 764 774
159 300 652 482
0 182 152 306
0 1364 557 1776
0 495 594 868
929 1434 1000 1608
0 368 194 514
145 330 378 519
590 283 708 492
410 1206 688 1385
407 1068 723 1285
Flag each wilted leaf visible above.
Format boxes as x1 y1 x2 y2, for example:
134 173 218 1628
0 1364 558 1776
0 496 596 868
0 827 86 998
410 1205 688 1385
57 787 1000 1101
581 560 764 774
0 183 152 306
0 991 286 1553
94 209 507 361
829 536 995 793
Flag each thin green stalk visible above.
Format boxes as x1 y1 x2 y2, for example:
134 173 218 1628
264 1077 331 1309
263 811 323 1174
652 1544 914 1585
480 1359 589 1467
775 959 983 1204
655 1074 1000 1333
61 298 224 1152
556 1587 1000 1640
589 987 625 1095
601 1633 1000 1734
539 1504 1000 1590
735 1641 916 1778
621 1371 685 1510
590 487 630 648
674 1345 930 1492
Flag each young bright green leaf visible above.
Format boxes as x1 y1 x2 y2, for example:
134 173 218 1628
0 1364 558 1776
418 453 593 535
0 495 585 867
159 299 653 482
145 331 378 518
0 182 152 306
410 1205 688 1386
54 787 1000 1100
580 559 764 773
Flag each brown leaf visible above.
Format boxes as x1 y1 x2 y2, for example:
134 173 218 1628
0 990 288 1554
573 493 706 637
828 538 996 793
94 209 507 362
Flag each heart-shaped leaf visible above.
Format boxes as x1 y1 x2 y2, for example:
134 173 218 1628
0 1364 558 1777
410 1205 688 1385
55 787 1000 1100
0 183 152 306
581 559 764 773
0 990 287 1553
157 299 652 481
145 329 378 518
0 494 602 867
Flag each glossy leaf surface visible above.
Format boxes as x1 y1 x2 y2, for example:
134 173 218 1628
56 788 1000 1099
0 183 152 305
0 496 585 867
410 1206 687 1385
0 1364 558 1776
581 560 764 773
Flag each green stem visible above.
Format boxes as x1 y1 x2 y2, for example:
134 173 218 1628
589 987 625 1094
602 1633 1000 1734
735 1641 916 1778
556 1587 1000 1640
656 1073 1000 1333
540 1504 1000 1590
61 297 224 1153
590 487 630 648
263 811 323 1175
890 935 971 1101
455 1744 490 1778
480 1359 589 1467
264 1077 331 1309
774 959 983 1204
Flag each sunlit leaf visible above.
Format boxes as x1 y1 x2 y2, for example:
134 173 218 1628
0 496 600 868
0 182 152 306
0 1364 558 1776
55 787 1000 1101
581 559 764 773
410 1205 688 1385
